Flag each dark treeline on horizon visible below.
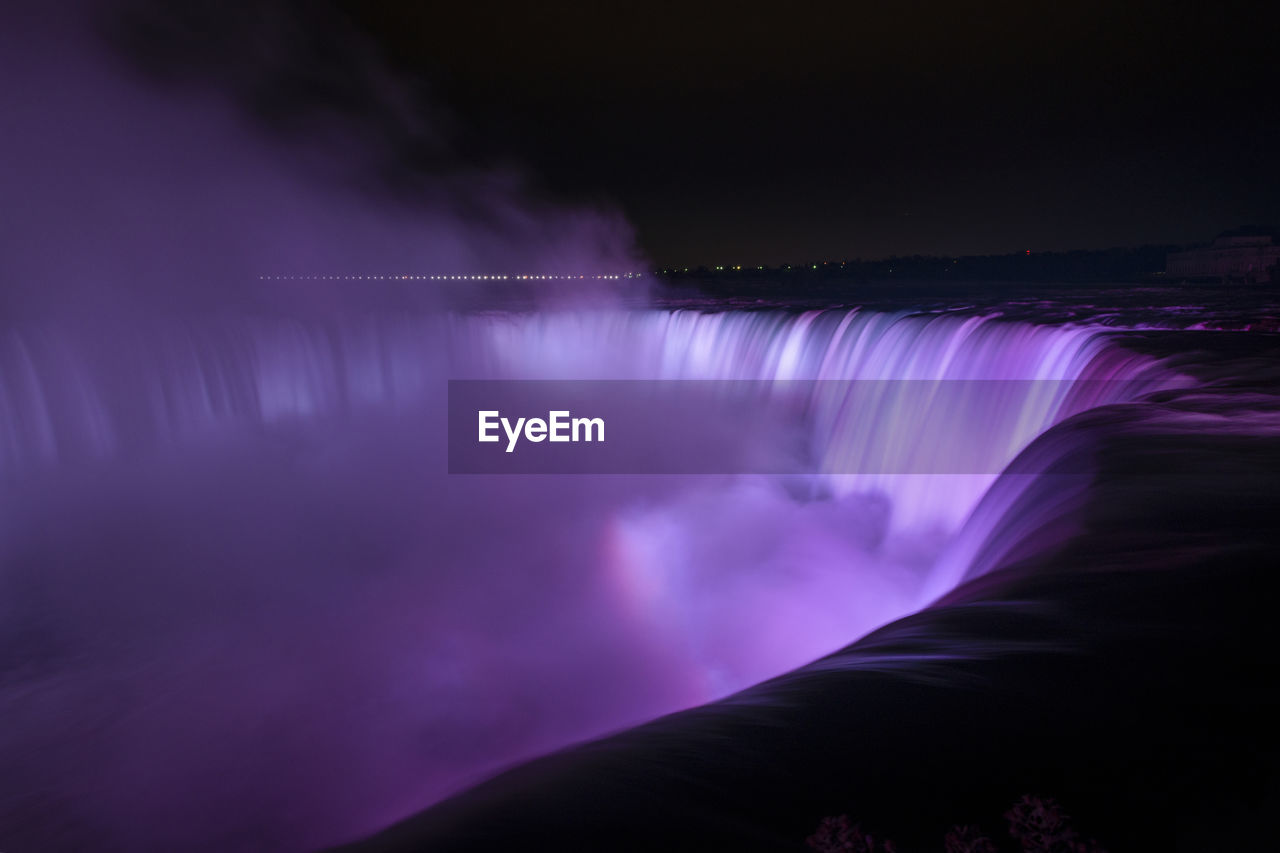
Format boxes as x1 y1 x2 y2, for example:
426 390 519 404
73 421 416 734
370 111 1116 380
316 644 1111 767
657 244 1196 287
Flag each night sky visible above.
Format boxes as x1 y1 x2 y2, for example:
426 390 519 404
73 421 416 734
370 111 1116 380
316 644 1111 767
333 0 1279 267
120 1 1280 268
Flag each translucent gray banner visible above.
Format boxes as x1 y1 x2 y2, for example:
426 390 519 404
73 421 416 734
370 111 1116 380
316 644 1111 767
447 379 1154 475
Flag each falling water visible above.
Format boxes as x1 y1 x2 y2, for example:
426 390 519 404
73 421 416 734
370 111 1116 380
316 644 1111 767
0 3 1194 850
0 307 1188 853
3 307 1175 525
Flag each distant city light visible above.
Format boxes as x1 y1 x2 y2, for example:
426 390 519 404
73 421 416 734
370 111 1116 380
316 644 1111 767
258 272 645 282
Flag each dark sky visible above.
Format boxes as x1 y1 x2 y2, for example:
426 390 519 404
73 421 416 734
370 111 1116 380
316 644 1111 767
340 1 1276 266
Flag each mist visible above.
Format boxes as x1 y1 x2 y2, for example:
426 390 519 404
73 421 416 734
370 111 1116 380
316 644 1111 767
0 3 1177 852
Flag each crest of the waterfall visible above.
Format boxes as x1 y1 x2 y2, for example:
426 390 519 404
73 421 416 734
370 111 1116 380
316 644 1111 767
0 301 1186 852
456 308 1180 531
0 5 1201 850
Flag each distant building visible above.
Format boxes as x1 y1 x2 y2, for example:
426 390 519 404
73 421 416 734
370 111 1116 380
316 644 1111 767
1166 227 1280 283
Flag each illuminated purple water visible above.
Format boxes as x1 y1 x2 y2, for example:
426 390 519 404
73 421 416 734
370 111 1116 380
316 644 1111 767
0 306 1184 851
0 4 1207 850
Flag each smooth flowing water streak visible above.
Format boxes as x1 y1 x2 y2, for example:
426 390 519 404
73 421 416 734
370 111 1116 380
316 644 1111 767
456 309 1180 528
3 310 1164 446
1 4 1201 849
0 307 1184 851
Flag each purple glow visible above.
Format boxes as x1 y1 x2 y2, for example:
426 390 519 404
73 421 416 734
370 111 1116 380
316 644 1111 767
0 5 1192 852
0 305 1181 850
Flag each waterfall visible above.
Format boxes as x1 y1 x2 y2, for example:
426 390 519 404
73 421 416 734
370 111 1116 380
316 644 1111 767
2 309 1167 477
457 308 1176 530
0 307 1183 851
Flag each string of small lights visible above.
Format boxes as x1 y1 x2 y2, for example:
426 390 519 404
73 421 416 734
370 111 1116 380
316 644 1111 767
256 273 646 281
